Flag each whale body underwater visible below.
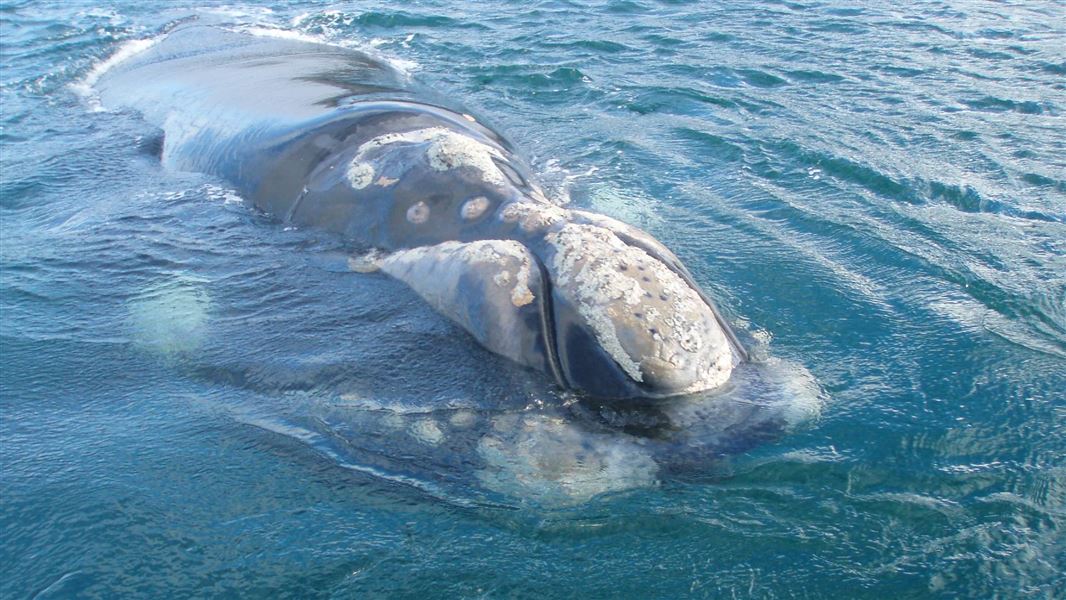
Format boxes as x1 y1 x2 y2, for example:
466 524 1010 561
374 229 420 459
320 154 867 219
95 25 752 400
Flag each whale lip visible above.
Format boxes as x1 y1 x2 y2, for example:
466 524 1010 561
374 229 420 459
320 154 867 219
528 252 570 391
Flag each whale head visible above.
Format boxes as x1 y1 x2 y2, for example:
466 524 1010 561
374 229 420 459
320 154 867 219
541 221 738 398
378 194 743 399
331 116 743 399
522 207 741 398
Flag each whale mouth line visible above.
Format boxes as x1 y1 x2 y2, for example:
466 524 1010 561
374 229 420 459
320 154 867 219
531 254 570 391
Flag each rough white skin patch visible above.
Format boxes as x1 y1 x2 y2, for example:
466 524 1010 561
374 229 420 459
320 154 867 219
500 201 569 233
348 127 506 188
410 419 444 445
406 200 430 224
545 222 733 392
449 409 478 428
461 196 490 220
347 249 385 273
346 161 374 189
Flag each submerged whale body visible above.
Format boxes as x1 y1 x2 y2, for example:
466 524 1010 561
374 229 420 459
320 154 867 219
95 25 749 399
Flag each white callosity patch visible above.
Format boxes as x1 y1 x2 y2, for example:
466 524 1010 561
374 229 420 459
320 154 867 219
346 161 374 189
448 409 478 428
346 249 386 273
546 223 734 393
461 196 490 220
476 413 659 505
378 240 540 368
347 127 507 190
406 200 430 224
499 201 569 233
409 418 445 445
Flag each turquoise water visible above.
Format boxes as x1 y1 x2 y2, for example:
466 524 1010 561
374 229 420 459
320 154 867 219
2 1 1064 597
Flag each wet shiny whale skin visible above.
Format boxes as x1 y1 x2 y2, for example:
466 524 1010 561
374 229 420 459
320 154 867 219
95 25 747 399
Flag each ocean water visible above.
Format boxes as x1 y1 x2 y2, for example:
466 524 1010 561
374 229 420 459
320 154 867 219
2 0 1064 597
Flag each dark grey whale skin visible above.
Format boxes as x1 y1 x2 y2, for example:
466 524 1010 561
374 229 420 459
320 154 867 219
95 25 747 399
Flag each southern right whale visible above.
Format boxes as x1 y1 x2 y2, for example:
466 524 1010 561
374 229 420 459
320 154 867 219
94 24 752 400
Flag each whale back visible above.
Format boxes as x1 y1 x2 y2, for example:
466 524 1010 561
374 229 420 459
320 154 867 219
95 26 536 249
96 25 411 135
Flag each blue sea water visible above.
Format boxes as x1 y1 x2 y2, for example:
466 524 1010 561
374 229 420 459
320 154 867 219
2 0 1064 597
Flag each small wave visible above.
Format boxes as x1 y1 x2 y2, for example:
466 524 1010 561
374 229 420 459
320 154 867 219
783 69 846 84
621 86 738 116
674 127 745 163
470 64 592 91
195 5 276 20
961 96 1048 115
760 141 1062 223
237 22 420 75
735 68 788 88
1020 173 1066 192
293 8 485 34
539 39 634 54
768 140 915 203
923 180 1062 222
929 298 1066 359
69 35 160 111
606 0 652 14
1036 61 1066 76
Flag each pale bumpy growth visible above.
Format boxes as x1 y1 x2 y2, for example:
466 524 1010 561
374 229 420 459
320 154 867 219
347 127 507 190
545 222 733 392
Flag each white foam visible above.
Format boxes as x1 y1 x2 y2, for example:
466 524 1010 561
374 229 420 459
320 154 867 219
410 419 445 445
72 36 161 111
201 184 245 206
236 25 327 46
769 361 827 427
235 22 419 76
198 5 275 20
